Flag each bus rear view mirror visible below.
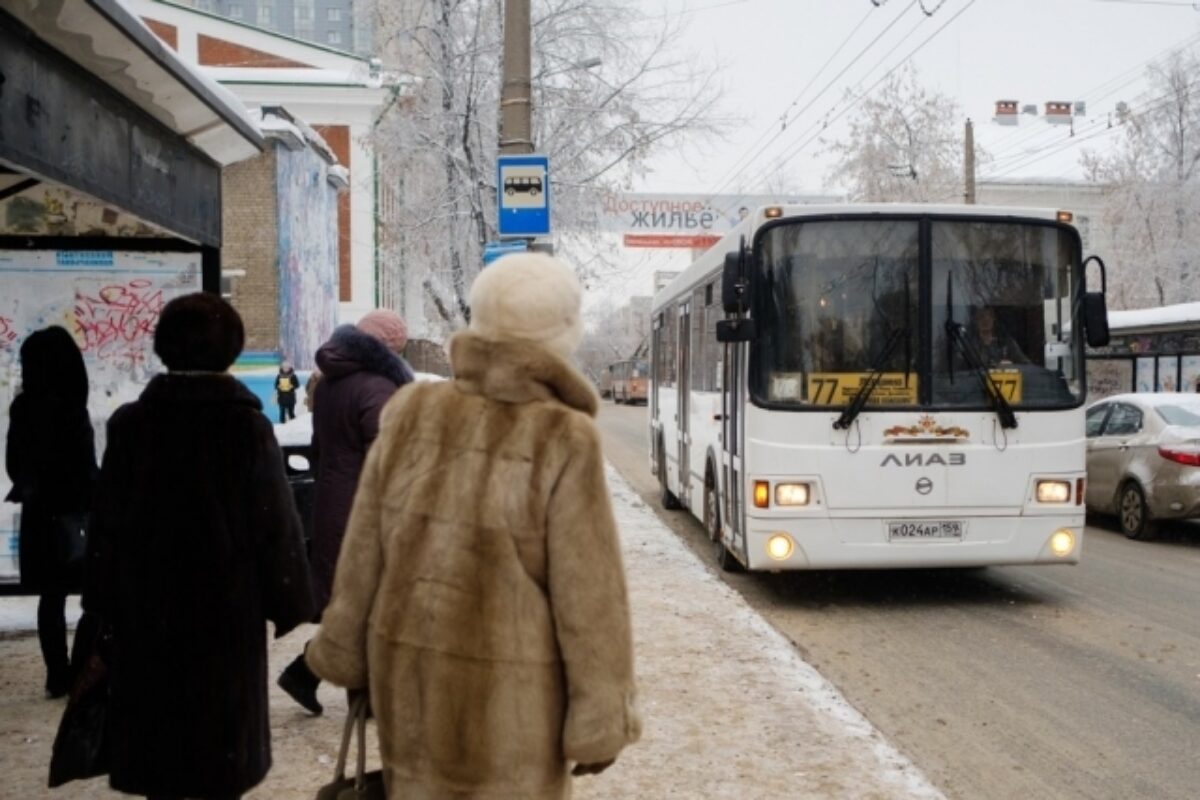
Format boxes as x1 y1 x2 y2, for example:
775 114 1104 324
722 250 743 313
717 318 756 342
1081 254 1110 348
1083 292 1110 348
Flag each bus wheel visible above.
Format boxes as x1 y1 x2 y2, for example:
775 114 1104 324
715 534 743 573
1118 481 1158 540
658 442 682 511
703 469 720 542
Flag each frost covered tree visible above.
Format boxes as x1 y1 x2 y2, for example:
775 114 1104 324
369 0 722 335
822 64 972 203
1083 51 1200 309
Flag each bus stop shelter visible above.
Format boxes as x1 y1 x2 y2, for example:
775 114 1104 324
0 0 264 589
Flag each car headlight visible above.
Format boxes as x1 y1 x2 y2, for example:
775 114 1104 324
1036 479 1071 504
774 483 811 506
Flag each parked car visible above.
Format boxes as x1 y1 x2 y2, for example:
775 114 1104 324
1085 393 1200 539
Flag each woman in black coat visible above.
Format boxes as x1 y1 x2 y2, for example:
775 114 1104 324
4 326 97 697
83 293 315 800
277 312 412 715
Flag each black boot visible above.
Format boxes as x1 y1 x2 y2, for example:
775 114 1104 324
277 652 322 715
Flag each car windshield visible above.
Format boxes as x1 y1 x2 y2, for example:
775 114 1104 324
1156 402 1200 427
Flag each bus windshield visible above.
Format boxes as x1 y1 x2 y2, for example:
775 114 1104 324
751 217 1082 411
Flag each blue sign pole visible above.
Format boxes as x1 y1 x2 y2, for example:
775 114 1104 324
497 154 550 238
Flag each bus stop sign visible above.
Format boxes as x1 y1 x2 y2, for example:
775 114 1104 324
497 154 550 237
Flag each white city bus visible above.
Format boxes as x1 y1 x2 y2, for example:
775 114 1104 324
650 204 1110 572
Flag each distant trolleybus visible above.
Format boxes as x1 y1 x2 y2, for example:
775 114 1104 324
610 358 649 404
650 204 1111 572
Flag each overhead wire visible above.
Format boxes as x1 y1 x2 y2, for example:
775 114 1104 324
699 3 879 195
700 0 923 201
735 0 979 192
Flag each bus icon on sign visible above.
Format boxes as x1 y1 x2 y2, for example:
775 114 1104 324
504 176 543 197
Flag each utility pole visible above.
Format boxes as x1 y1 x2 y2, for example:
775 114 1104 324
499 0 533 155
963 118 976 205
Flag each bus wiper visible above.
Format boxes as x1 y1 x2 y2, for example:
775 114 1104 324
833 324 910 430
944 320 1018 429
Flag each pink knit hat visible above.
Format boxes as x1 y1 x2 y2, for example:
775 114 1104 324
357 309 408 353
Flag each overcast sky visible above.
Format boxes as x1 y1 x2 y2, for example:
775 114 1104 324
577 0 1200 300
639 0 1200 194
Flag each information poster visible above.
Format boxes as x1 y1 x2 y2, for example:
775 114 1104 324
0 249 202 582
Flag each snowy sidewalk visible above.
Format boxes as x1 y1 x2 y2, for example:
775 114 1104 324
0 465 944 799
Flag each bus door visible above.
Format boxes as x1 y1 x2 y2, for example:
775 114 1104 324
677 301 692 507
721 339 744 555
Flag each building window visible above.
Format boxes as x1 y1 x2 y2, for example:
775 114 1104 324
328 7 341 21
295 5 311 20
327 30 341 44
195 0 212 10
259 4 273 24
228 4 243 19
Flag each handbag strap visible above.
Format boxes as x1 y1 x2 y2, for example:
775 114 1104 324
332 695 359 780
354 693 370 791
333 694 373 786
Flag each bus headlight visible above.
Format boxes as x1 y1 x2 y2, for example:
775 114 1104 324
766 533 794 561
1049 528 1075 557
1036 480 1071 504
774 483 811 506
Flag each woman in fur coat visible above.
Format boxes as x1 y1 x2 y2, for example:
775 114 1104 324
307 253 641 799
82 293 314 799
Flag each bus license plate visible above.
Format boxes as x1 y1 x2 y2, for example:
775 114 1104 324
887 520 964 541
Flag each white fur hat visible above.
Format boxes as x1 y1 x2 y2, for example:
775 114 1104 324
468 252 584 357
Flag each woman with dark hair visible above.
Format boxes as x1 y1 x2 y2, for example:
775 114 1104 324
5 326 97 698
83 292 314 799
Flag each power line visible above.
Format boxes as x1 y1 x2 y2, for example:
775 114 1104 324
739 0 979 191
703 0 923 199
699 4 879 194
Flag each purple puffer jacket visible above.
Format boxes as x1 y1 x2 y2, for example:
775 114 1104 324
310 325 413 613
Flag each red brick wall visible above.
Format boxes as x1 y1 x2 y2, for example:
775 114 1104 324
141 18 178 50
198 35 313 68
313 125 352 302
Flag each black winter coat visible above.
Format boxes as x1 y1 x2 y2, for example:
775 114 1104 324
83 374 315 798
5 392 96 591
310 325 412 612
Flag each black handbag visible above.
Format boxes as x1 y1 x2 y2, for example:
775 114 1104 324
50 512 88 568
48 612 110 787
316 693 385 800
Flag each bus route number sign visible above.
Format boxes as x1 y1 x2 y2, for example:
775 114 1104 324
807 372 918 405
987 370 1022 403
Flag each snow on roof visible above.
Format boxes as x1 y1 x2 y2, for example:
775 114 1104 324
1108 302 1200 332
327 164 350 189
203 66 383 89
257 108 339 164
9 0 264 166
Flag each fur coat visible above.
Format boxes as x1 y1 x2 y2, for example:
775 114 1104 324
307 332 641 799
83 374 315 797
310 325 414 612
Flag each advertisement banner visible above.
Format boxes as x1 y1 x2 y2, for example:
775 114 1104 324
599 192 840 247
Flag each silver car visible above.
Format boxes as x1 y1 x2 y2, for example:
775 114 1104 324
1085 393 1200 539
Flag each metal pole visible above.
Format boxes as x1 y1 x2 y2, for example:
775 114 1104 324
500 0 533 155
964 118 976 205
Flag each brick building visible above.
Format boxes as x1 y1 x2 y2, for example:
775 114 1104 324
223 107 348 368
129 0 395 324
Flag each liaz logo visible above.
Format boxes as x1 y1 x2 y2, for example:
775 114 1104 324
880 453 966 467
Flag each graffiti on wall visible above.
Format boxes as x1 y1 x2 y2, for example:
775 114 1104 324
276 145 339 370
0 250 201 579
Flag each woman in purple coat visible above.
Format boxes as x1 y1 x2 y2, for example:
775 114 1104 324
277 309 413 714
